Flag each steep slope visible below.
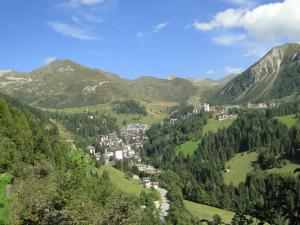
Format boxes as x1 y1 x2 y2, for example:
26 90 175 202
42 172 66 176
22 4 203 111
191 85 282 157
215 43 300 104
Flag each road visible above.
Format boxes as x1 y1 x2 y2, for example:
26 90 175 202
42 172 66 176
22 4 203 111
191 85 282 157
158 187 169 218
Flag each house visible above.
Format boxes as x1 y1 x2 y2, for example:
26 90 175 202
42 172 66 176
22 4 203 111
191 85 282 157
152 182 159 190
204 103 210 112
85 146 96 155
170 118 178 125
216 113 232 121
142 177 152 188
95 152 101 161
114 150 123 160
154 201 160 209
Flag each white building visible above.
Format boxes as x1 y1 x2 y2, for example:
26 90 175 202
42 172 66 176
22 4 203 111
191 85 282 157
114 150 123 160
85 146 96 155
204 103 210 112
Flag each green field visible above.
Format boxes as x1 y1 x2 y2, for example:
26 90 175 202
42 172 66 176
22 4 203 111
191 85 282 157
267 161 300 174
97 165 147 196
177 140 200 156
184 200 235 223
275 114 297 128
224 151 300 185
204 116 237 133
0 173 13 224
223 152 259 185
44 101 176 127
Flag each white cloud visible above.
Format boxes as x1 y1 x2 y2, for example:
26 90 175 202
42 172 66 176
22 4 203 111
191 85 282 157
225 0 256 6
207 69 220 75
136 32 145 39
44 56 58 65
153 22 170 33
68 0 104 6
224 66 244 74
213 33 246 46
48 21 99 40
194 0 300 43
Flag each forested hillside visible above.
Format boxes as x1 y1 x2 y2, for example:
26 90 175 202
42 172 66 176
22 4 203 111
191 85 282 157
144 108 300 224
0 96 166 225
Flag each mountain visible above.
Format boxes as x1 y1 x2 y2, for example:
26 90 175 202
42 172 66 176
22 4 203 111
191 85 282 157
0 60 232 108
214 43 300 104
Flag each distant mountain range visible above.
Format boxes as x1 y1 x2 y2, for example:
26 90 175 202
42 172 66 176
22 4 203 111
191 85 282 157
1 43 299 108
0 60 231 108
214 43 300 104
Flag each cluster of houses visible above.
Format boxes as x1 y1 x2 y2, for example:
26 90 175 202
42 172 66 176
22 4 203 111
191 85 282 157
142 177 159 189
247 102 275 109
83 123 150 164
121 123 149 149
136 164 160 175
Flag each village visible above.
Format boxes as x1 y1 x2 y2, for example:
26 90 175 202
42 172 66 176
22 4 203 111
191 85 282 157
79 100 276 218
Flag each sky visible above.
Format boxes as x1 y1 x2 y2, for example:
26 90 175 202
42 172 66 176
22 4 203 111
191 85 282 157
1 0 300 79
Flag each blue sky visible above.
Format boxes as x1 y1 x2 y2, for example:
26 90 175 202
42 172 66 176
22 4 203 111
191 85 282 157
0 0 300 79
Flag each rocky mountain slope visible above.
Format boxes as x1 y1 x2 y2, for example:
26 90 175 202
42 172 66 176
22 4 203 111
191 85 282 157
215 43 300 104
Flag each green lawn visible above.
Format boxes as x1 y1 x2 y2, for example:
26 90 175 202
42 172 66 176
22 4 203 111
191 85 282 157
43 100 175 127
177 140 200 156
223 152 258 185
0 173 13 224
275 114 297 129
267 161 300 174
204 116 237 133
97 165 147 196
184 200 235 224
224 151 300 185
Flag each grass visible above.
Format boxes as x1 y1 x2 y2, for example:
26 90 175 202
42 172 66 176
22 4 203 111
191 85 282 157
184 200 235 223
204 116 237 133
0 172 13 224
177 140 200 156
44 100 176 127
224 151 300 185
267 161 300 174
275 114 297 129
223 152 259 186
97 165 147 196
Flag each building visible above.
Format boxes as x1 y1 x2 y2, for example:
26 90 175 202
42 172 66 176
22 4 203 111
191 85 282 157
85 146 96 155
142 177 152 188
170 118 178 125
204 103 210 112
114 150 123 160
152 182 159 190
216 113 232 121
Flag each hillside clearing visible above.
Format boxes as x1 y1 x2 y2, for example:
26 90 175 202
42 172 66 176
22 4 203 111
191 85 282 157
204 116 237 133
184 200 234 223
223 152 258 185
224 151 300 185
177 140 200 156
44 101 176 126
97 165 146 196
275 114 297 128
0 173 13 224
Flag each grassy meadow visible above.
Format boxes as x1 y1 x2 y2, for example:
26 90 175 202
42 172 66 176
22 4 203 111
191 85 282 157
97 165 147 196
177 140 200 156
275 114 297 128
44 100 177 127
184 200 235 224
0 173 13 224
203 116 237 133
